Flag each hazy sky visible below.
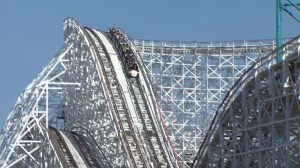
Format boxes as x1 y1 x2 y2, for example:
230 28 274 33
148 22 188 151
0 1 299 127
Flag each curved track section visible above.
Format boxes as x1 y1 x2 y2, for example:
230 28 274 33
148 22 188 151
71 132 105 167
49 127 109 168
193 36 300 167
48 127 82 168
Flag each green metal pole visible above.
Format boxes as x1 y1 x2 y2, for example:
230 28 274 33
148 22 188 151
276 0 282 62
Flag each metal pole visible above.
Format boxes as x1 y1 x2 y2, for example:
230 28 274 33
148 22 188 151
276 0 282 62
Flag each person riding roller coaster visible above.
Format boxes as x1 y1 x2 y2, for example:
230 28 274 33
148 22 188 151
109 27 139 78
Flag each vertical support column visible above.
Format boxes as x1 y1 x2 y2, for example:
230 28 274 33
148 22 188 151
46 83 49 129
276 0 282 62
